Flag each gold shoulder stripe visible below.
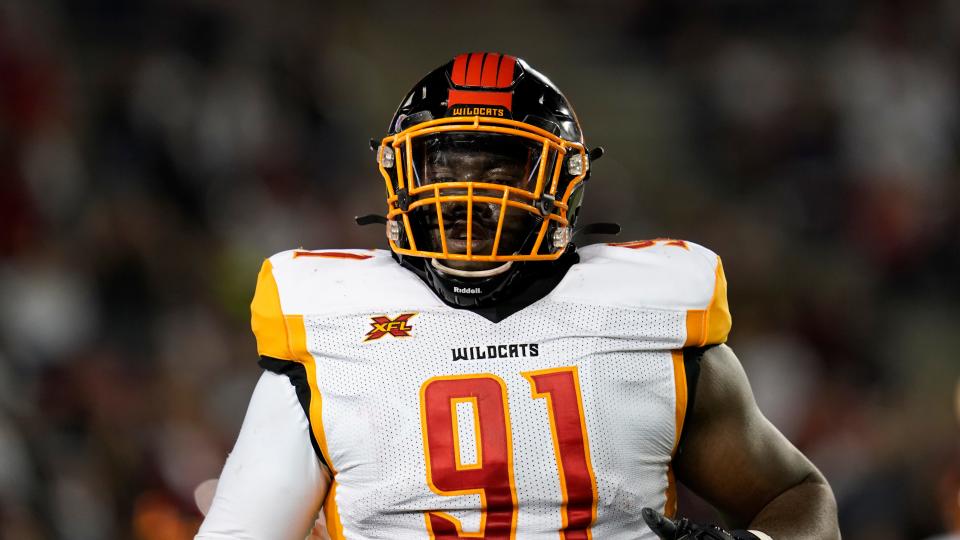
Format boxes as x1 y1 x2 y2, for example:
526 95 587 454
285 313 337 475
664 350 688 517
250 259 295 361
323 480 346 540
684 256 732 346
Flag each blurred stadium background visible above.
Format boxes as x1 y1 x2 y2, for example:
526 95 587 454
1 0 959 538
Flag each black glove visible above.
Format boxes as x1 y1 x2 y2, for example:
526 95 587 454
642 507 762 540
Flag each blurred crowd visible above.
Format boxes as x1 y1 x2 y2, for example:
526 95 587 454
0 0 958 538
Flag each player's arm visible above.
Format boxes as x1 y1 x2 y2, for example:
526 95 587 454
673 344 840 539
196 370 331 540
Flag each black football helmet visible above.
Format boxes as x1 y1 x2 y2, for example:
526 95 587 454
374 52 598 309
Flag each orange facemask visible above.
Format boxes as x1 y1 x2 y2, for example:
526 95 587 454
378 116 588 263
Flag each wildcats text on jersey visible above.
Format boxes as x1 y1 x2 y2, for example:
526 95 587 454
451 343 539 361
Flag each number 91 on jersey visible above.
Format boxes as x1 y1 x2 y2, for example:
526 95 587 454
419 367 598 539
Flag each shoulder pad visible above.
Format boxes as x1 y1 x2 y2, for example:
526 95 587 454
250 249 442 356
250 256 296 361
559 239 731 345
251 249 390 361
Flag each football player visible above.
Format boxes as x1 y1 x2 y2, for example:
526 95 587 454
196 53 840 539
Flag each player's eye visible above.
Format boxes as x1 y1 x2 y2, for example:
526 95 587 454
483 167 524 186
484 171 513 182
421 165 455 184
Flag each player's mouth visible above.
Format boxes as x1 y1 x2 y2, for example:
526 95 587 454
446 219 493 254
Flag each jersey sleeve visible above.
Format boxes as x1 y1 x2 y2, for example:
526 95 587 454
682 254 731 347
196 370 330 540
250 259 296 361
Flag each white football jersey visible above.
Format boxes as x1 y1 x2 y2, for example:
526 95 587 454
249 239 731 540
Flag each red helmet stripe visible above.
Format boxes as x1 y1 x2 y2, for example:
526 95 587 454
466 52 484 86
451 54 468 86
480 52 501 87
447 89 512 110
496 55 517 87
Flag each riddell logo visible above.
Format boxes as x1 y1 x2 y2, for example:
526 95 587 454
364 313 416 342
454 286 482 294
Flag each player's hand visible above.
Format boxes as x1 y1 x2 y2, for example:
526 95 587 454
194 478 218 516
641 508 762 540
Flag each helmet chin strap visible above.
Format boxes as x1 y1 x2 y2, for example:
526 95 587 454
431 259 514 278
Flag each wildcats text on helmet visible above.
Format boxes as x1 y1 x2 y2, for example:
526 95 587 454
448 106 506 117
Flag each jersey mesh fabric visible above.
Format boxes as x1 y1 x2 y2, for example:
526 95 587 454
304 302 682 539
306 302 681 538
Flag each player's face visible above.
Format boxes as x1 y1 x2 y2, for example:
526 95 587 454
417 136 541 272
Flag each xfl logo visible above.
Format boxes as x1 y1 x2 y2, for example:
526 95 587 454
364 313 416 342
